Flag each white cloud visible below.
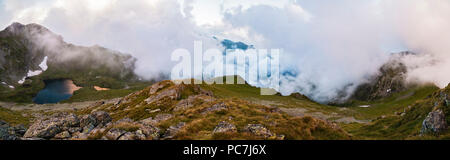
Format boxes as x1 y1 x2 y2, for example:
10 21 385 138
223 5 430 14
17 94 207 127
1 0 450 102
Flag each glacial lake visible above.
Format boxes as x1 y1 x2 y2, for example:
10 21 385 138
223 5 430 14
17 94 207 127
33 79 81 104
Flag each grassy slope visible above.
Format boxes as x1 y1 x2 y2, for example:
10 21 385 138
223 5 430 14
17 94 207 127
199 77 447 140
0 29 140 103
76 79 350 140
1 74 447 140
0 107 30 125
200 76 341 115
341 84 448 139
62 81 152 103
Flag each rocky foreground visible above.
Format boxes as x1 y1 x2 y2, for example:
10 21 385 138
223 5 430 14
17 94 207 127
1 80 349 140
2 78 449 140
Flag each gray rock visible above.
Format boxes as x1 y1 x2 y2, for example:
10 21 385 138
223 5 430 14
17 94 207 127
54 131 71 139
116 118 134 123
88 127 107 138
68 127 82 134
201 102 228 114
213 121 237 133
134 130 148 140
80 111 112 133
23 113 79 139
145 86 183 105
146 108 161 113
105 128 127 140
421 109 447 135
114 99 122 106
149 81 172 95
118 132 136 140
244 124 274 138
138 125 160 140
140 114 173 126
162 122 186 139
0 121 18 140
71 132 88 140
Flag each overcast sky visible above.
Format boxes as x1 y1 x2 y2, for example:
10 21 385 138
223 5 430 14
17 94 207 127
1 0 449 102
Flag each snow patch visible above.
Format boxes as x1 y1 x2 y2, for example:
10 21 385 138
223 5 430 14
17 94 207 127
8 85 14 89
359 105 371 108
39 56 48 71
27 70 43 77
18 77 26 84
19 56 49 84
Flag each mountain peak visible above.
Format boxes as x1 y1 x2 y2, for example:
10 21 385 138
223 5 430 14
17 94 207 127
1 22 54 38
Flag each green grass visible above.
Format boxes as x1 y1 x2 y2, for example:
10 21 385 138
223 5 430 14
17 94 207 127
0 33 142 103
200 76 341 115
62 82 152 103
0 107 30 126
343 84 439 120
343 84 446 139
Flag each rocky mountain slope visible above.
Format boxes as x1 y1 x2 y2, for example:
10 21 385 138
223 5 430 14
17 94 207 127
0 23 140 102
351 51 416 101
1 75 449 140
1 80 350 140
347 83 450 139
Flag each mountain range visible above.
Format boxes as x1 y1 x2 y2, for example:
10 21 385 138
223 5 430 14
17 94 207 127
0 23 449 140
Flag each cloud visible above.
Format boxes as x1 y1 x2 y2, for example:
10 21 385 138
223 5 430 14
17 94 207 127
222 2 395 101
0 0 217 79
1 0 450 102
383 0 450 88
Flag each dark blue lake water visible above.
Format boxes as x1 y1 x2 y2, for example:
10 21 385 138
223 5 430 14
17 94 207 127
33 79 76 104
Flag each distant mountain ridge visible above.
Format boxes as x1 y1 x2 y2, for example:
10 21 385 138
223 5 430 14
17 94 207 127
0 22 139 102
350 51 415 101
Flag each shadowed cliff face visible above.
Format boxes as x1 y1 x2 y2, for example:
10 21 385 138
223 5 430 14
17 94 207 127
0 22 138 86
351 52 415 101
0 22 141 102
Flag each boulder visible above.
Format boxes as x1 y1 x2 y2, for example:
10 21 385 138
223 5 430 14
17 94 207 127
0 120 20 140
174 95 215 112
145 86 183 105
201 102 228 114
149 81 173 95
146 108 161 113
70 132 88 140
421 109 447 135
134 130 147 140
105 128 127 140
118 132 137 140
140 114 173 126
244 124 274 138
23 113 79 139
80 111 112 133
162 122 186 139
54 131 71 139
213 121 237 133
107 119 160 140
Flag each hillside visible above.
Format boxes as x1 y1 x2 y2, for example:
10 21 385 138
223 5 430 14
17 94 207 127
350 51 417 102
1 74 449 140
0 23 143 103
1 78 350 140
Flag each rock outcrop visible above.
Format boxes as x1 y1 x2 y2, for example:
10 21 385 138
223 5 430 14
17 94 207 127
162 122 186 139
244 124 274 138
213 121 237 133
23 113 80 139
0 120 26 140
421 109 447 135
23 111 111 139
351 52 414 101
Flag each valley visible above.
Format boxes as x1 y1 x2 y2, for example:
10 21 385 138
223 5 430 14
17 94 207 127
1 23 449 140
